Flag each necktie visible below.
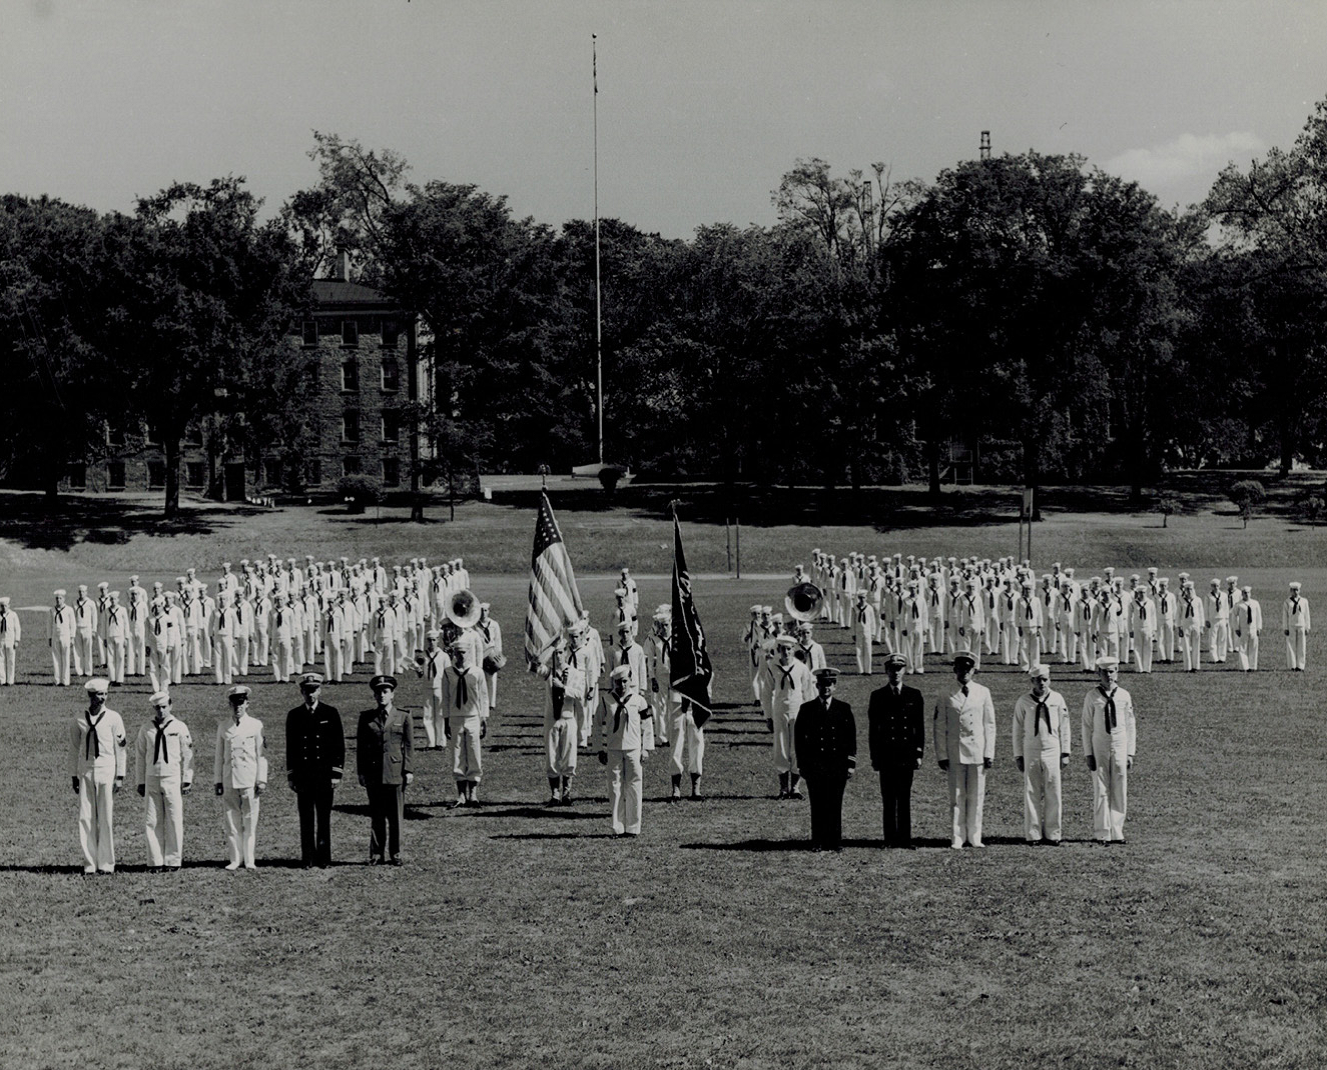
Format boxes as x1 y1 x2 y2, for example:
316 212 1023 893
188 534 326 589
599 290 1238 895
481 624 491 642
154 617 162 636
1161 595 1169 613
0 611 5 634
1026 604 1033 621
961 685 969 698
276 611 283 626
455 672 469 708
779 666 796 691
85 712 101 760
237 605 243 624
1137 602 1146 619
154 722 169 764
1034 698 1050 735
1293 597 1300 614
857 609 867 623
1100 687 1117 731
613 700 630 734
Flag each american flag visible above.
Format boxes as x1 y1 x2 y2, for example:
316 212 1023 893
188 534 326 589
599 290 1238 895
524 491 585 671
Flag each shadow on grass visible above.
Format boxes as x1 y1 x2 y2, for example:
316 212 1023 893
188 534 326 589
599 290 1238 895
489 831 617 840
463 806 603 820
0 493 266 552
679 837 885 852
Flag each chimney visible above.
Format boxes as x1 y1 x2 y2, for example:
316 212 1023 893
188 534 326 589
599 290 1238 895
335 249 351 281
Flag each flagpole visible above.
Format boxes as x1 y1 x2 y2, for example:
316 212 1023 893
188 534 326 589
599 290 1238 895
593 33 604 467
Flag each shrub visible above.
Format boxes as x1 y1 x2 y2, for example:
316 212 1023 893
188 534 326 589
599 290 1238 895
598 465 625 495
1228 479 1266 529
1152 491 1182 528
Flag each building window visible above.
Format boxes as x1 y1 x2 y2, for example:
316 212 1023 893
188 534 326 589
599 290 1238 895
307 459 322 485
184 421 203 447
186 462 205 488
265 460 283 486
382 320 399 349
147 461 166 489
302 320 318 347
145 422 162 446
383 458 400 487
341 320 358 347
341 360 358 392
381 359 399 392
108 462 126 490
343 457 361 477
67 464 86 490
342 411 360 444
107 422 125 448
381 411 400 442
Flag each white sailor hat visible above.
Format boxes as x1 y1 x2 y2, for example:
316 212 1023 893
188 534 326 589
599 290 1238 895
1289 581 1302 590
1028 663 1050 680
148 691 171 707
1095 656 1120 669
609 665 632 683
85 678 110 693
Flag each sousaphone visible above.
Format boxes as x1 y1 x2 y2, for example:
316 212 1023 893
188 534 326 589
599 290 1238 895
785 582 823 622
446 588 482 629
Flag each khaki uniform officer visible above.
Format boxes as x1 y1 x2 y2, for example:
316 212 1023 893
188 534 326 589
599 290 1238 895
134 692 194 870
69 678 127 873
1011 665 1070 845
1283 582 1311 671
1082 657 1135 844
442 642 489 807
597 665 653 837
213 685 267 870
356 675 413 865
0 596 20 685
934 652 995 849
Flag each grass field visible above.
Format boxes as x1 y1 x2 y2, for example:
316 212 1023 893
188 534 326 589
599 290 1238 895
0 487 1324 1069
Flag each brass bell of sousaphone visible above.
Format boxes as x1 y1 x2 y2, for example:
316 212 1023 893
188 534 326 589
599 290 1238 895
785 582 824 622
446 588 482 629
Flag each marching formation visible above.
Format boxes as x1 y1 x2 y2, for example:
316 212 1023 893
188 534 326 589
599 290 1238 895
36 554 507 693
739 549 1310 851
778 550 1312 676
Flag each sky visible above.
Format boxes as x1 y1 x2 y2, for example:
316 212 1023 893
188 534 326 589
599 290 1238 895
2 0 1323 239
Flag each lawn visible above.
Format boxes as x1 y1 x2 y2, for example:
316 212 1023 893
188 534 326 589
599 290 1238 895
0 487 1323 1069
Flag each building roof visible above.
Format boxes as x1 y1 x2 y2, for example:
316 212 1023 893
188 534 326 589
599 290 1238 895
311 278 398 312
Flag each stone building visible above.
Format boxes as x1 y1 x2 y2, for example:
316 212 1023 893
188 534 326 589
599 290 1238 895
62 254 423 499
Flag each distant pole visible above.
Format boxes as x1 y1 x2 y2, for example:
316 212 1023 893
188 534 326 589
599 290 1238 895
593 33 604 467
725 518 732 574
735 517 741 579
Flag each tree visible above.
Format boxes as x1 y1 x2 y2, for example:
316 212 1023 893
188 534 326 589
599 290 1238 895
0 196 115 500
886 152 1192 508
1152 491 1182 527
1205 96 1327 472
100 179 309 517
1228 479 1266 528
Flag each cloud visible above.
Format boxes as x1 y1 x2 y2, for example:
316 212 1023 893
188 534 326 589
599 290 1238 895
1103 132 1267 195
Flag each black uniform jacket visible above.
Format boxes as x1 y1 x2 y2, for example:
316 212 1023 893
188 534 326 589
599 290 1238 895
356 706 414 787
793 697 857 779
866 684 925 770
286 701 345 784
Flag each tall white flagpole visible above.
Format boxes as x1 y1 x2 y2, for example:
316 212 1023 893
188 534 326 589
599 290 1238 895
593 33 604 467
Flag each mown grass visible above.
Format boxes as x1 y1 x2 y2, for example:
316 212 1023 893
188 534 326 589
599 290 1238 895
0 498 1324 1068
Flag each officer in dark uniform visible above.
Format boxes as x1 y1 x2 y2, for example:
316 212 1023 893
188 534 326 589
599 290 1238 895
866 652 925 848
356 674 413 865
792 667 857 852
285 672 344 868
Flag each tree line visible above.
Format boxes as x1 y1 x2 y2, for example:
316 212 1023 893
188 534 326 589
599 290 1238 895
4 98 1327 517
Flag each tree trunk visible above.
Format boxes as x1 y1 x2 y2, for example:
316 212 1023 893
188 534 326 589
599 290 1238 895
1279 423 1294 476
164 435 181 518
1023 436 1042 522
926 439 941 503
